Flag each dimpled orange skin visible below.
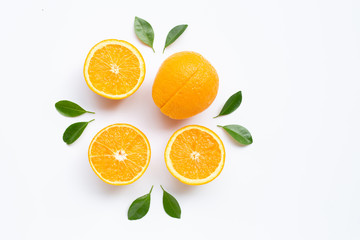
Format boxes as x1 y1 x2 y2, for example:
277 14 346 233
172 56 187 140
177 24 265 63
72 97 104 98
152 51 219 119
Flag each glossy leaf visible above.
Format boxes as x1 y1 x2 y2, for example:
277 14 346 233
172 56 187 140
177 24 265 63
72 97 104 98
161 185 181 219
163 24 188 53
128 186 153 220
134 16 155 52
214 91 242 118
63 119 94 145
55 100 94 117
217 124 253 145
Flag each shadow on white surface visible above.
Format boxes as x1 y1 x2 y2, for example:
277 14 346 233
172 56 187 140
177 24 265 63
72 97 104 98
89 93 127 110
75 152 134 196
166 176 197 195
154 109 191 130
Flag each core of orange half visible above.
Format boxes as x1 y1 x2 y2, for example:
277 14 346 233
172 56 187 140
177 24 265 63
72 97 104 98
88 124 151 185
84 39 146 99
165 125 225 185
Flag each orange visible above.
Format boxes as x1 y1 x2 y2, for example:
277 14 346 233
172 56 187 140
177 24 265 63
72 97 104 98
165 125 225 185
88 124 151 185
152 51 219 119
84 39 145 99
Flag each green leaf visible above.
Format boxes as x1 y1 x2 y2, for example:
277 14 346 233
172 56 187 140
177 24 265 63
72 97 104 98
161 185 181 219
134 16 155 52
163 24 188 53
128 186 153 220
217 124 253 145
55 100 94 117
63 119 94 145
214 91 242 118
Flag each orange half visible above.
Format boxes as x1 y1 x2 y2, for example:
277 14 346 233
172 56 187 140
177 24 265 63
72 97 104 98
88 124 151 185
84 39 145 99
165 125 225 185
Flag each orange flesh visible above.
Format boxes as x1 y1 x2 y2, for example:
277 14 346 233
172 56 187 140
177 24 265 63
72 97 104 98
169 128 222 180
89 125 150 184
88 44 141 96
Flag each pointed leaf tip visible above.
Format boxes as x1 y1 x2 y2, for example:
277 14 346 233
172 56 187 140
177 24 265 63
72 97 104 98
215 91 242 117
163 24 188 53
220 124 253 145
161 186 181 219
134 16 155 51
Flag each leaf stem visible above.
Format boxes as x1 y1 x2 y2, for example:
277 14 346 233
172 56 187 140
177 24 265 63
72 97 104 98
149 185 154 194
152 47 155 53
217 125 223 128
88 119 95 123
213 115 219 118
160 185 164 191
86 111 95 114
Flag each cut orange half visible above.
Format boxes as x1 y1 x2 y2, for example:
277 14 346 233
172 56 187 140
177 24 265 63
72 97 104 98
88 124 151 185
84 39 146 99
165 125 225 185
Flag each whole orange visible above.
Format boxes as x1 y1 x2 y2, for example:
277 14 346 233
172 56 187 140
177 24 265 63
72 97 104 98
152 51 219 119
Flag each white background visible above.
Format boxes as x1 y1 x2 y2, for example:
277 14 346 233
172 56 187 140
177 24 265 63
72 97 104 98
1 0 359 239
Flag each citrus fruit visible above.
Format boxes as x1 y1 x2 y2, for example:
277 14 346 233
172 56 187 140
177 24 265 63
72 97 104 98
84 39 145 99
152 51 219 119
88 124 151 185
165 125 225 185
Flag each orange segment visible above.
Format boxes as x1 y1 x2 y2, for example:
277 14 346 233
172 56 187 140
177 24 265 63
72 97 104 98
88 124 151 185
165 125 225 185
84 39 145 99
